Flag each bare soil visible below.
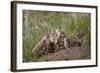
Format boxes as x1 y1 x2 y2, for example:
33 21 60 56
37 46 90 61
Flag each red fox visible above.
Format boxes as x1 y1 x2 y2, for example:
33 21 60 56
32 27 68 57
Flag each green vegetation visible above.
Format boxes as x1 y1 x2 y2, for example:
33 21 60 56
23 10 91 62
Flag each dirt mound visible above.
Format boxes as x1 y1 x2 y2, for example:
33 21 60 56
37 47 90 61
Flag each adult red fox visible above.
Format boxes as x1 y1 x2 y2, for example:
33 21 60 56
32 27 67 57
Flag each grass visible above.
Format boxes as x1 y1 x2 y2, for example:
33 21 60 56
23 10 91 62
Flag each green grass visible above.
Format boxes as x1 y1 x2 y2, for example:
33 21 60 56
23 10 91 62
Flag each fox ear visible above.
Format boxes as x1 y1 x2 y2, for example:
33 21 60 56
55 29 59 33
59 26 62 29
